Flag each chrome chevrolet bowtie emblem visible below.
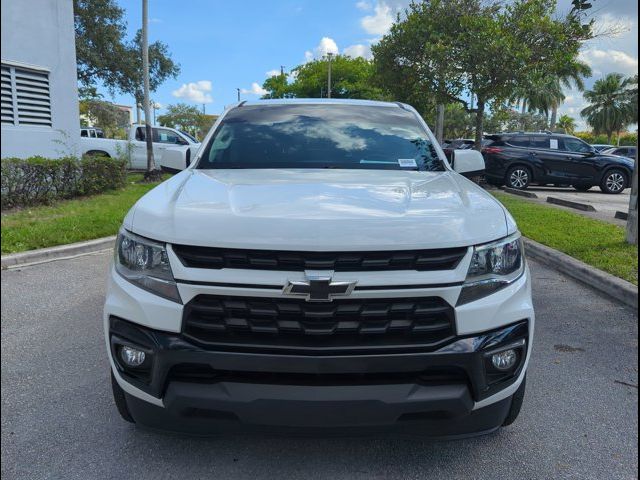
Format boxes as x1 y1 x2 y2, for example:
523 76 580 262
283 272 356 302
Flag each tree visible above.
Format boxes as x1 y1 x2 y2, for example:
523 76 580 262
158 103 204 137
262 73 294 99
115 30 180 121
80 99 129 137
581 73 638 144
373 0 593 150
74 0 180 120
557 114 577 134
261 56 388 100
511 61 590 129
74 0 127 89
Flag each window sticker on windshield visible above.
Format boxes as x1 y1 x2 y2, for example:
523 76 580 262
398 158 418 168
550 139 559 150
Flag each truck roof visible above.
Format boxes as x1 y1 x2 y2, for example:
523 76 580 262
230 98 404 109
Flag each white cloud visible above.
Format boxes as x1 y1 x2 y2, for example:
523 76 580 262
302 37 340 63
171 80 213 103
356 0 372 10
314 37 339 58
266 69 280 77
579 48 639 76
361 1 394 35
241 82 268 96
343 43 373 59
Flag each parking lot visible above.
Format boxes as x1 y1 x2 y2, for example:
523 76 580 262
500 186 631 225
1 251 637 480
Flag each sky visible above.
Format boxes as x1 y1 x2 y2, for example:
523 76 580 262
105 0 639 130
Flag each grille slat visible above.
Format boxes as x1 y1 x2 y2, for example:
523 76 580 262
173 245 467 272
183 295 455 354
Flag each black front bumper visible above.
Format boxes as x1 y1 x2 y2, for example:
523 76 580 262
109 317 529 434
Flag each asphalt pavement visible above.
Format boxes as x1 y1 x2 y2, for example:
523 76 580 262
1 251 638 480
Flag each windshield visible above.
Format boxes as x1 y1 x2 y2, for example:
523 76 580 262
196 104 444 171
179 130 198 143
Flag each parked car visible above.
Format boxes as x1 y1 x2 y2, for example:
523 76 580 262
105 99 534 437
483 132 634 194
591 143 615 153
602 146 637 160
443 137 493 164
80 124 200 170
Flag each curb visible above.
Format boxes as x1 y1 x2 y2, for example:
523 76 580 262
501 187 538 198
546 196 596 212
615 210 629 220
1 236 116 269
523 238 638 310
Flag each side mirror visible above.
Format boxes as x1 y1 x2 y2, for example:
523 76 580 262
158 146 189 173
452 149 485 177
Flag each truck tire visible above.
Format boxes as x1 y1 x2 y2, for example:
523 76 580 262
111 371 135 423
502 376 526 426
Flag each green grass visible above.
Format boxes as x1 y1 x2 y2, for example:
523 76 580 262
1 174 165 254
493 192 638 285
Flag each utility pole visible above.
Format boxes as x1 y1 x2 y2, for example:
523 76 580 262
280 65 285 76
326 52 334 99
202 104 205 114
141 0 158 180
626 148 638 245
237 88 240 102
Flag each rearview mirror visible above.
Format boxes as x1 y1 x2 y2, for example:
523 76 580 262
159 146 190 173
452 149 485 177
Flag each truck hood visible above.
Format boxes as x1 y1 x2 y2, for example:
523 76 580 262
128 169 510 250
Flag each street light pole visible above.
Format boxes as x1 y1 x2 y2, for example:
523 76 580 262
237 88 241 102
141 0 158 180
326 52 334 99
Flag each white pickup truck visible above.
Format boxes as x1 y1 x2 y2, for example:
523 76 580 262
80 124 201 170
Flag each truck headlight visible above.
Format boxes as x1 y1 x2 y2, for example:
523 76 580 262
458 233 524 305
114 228 181 303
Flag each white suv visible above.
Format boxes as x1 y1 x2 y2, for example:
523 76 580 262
104 99 534 437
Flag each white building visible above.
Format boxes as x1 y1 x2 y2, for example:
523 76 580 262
1 0 80 158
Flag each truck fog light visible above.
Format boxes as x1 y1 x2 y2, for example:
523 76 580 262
491 349 517 371
120 345 146 367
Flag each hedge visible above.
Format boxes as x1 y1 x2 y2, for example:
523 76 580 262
575 131 638 146
1 155 127 209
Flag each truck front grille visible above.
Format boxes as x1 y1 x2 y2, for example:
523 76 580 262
182 295 455 354
172 245 468 272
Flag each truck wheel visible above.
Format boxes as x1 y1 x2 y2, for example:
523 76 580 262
502 376 526 426
111 370 135 423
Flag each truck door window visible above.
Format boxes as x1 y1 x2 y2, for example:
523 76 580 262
135 127 146 141
154 128 181 144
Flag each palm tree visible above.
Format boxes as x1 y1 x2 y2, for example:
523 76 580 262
512 60 591 130
581 73 638 144
557 114 577 134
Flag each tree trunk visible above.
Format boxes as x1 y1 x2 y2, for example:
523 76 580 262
607 131 613 144
521 100 526 115
136 105 141 124
475 100 485 151
141 0 160 181
626 147 638 245
435 104 445 144
549 106 557 131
